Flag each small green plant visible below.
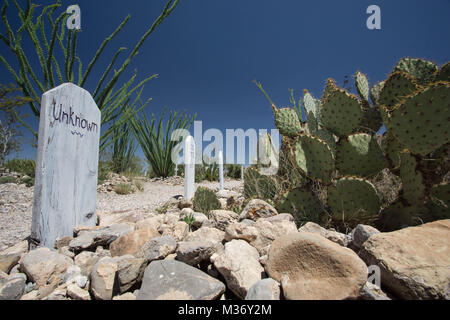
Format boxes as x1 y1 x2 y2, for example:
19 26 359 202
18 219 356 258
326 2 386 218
155 202 170 214
225 164 242 179
4 159 35 177
133 179 144 191
97 161 113 185
0 176 17 184
182 213 196 231
193 187 221 216
114 183 134 195
20 176 34 187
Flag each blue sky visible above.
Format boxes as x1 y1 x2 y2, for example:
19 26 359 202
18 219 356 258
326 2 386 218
1 0 450 164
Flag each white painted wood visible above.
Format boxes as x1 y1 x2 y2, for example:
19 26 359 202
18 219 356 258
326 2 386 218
241 165 244 181
31 83 101 249
218 150 224 191
184 136 195 201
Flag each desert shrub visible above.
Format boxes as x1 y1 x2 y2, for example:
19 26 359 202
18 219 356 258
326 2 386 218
193 187 221 216
0 176 17 184
98 161 113 185
133 179 144 191
4 159 35 177
225 164 242 179
155 202 170 214
20 176 34 187
114 183 134 195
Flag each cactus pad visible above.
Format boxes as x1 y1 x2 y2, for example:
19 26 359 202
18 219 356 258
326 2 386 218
380 201 426 231
295 134 334 184
328 177 380 221
322 78 337 101
274 107 303 138
355 71 370 102
430 183 450 206
244 167 277 201
370 81 385 105
336 133 387 177
435 62 450 82
393 57 438 85
388 82 450 156
303 90 322 125
321 88 363 136
360 102 383 133
378 71 420 110
380 132 403 168
399 152 425 205
275 188 324 223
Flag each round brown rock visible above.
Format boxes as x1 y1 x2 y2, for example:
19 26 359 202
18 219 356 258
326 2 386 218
265 232 367 300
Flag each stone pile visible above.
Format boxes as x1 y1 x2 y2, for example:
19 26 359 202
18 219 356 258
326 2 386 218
1 190 449 300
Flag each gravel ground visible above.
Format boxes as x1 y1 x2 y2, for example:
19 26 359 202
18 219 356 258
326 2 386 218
0 179 243 251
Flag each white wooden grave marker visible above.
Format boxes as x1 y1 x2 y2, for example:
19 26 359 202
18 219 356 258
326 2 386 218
184 136 195 201
218 150 224 191
31 83 101 249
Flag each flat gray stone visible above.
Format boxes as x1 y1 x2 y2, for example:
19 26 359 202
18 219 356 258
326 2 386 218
136 236 177 261
69 224 133 251
0 274 26 300
176 241 222 266
137 260 225 300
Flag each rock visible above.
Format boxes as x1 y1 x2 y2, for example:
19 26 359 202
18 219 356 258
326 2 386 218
178 199 193 210
350 224 380 250
136 236 177 261
185 227 225 244
180 210 208 228
359 220 450 299
113 292 136 300
63 265 82 283
265 232 368 300
218 198 227 209
89 257 118 300
58 246 75 259
225 222 259 242
180 207 194 217
20 248 73 288
73 275 88 289
137 260 225 300
210 240 263 299
298 222 349 246
239 199 278 221
209 210 239 231
97 211 144 227
109 225 160 257
67 283 91 300
265 213 295 223
0 274 26 300
251 219 298 255
359 282 391 300
161 221 189 241
20 290 39 300
0 240 28 256
54 236 73 249
114 255 146 293
216 190 240 199
245 278 280 300
135 216 163 231
74 251 100 276
69 223 134 251
42 286 67 300
95 246 111 258
0 253 21 273
176 241 223 266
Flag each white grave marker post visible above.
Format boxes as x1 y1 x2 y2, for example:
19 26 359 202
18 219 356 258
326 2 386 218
184 136 195 201
241 165 244 181
218 150 224 191
31 83 101 249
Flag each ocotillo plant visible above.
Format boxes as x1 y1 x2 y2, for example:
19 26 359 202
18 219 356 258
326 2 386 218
130 107 196 178
110 120 137 174
0 0 180 151
253 57 449 231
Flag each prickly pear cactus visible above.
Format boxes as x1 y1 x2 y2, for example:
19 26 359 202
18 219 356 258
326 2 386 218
393 57 438 85
276 188 324 224
273 106 303 138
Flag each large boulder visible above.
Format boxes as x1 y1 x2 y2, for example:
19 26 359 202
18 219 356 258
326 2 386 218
137 260 225 300
0 253 21 274
20 248 73 287
298 222 349 247
109 225 160 257
265 232 368 300
160 221 189 241
211 240 263 299
359 220 450 299
114 255 146 294
74 251 100 276
69 224 133 251
239 199 278 221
